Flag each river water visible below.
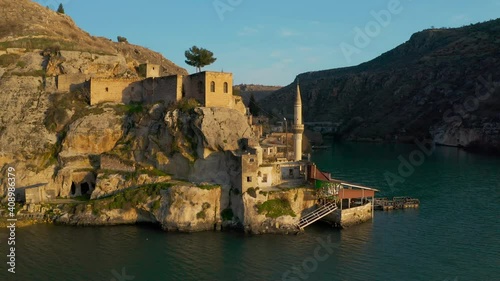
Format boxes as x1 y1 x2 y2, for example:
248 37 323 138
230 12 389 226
1 143 499 281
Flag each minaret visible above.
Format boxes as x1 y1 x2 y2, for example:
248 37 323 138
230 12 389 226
293 80 304 161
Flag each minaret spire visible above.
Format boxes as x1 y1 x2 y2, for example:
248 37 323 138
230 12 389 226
293 79 304 161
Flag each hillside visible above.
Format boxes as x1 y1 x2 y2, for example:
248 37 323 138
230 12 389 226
234 84 282 105
260 19 500 152
0 0 187 76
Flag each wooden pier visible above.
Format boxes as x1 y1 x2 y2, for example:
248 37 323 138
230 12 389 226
374 196 420 211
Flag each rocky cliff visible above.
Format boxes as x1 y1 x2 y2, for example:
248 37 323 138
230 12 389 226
260 19 500 153
0 0 323 235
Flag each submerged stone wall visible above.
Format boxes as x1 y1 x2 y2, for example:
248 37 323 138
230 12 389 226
324 203 373 228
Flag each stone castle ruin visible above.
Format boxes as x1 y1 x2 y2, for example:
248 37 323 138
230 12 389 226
55 63 247 115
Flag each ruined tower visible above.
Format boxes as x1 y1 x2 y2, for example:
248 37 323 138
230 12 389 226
293 80 304 161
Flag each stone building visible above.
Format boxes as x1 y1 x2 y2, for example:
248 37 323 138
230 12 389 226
238 82 307 193
139 63 160 78
55 67 246 114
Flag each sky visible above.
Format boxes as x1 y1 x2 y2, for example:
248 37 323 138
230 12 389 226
36 0 500 86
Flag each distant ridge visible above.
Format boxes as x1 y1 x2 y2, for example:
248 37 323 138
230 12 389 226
260 19 500 152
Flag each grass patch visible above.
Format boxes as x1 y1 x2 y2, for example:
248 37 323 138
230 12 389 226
197 184 220 190
151 200 161 211
125 102 143 114
73 194 91 201
167 98 200 113
196 210 206 220
7 69 46 77
221 208 234 221
0 38 76 52
44 90 105 133
138 168 170 177
89 182 173 213
0 54 20 67
247 187 258 198
256 199 296 219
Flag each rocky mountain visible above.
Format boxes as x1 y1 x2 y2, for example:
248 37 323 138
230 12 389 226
260 19 500 153
234 84 282 105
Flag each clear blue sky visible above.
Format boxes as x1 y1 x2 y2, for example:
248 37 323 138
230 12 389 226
37 0 500 85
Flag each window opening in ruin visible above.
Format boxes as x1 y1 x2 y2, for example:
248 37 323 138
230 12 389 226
70 182 76 196
81 182 90 195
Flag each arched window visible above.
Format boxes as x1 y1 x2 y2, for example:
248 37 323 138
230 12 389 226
210 81 216 92
105 87 109 92
223 82 229 93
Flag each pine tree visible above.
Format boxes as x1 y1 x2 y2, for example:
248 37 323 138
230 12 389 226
184 46 217 73
57 3 65 14
248 93 260 116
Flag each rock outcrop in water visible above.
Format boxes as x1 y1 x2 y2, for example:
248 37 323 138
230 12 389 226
0 0 312 234
260 19 500 153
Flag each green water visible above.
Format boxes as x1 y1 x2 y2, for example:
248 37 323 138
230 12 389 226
1 143 499 281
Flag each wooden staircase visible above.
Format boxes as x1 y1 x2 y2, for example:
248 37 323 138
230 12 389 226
297 202 338 229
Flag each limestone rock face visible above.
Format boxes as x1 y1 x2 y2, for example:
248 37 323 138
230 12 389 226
60 110 123 157
91 173 171 199
0 76 56 163
158 185 221 232
193 107 256 155
240 188 316 234
57 51 130 77
431 121 500 152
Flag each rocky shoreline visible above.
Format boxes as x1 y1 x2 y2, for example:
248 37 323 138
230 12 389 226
1 183 318 235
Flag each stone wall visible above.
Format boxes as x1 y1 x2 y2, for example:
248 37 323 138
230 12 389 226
89 78 142 105
57 74 90 93
204 72 233 108
241 154 259 193
183 73 206 105
25 185 47 204
87 71 239 110
230 96 247 116
324 203 373 228
256 166 274 188
142 63 160 78
100 155 135 172
142 75 182 104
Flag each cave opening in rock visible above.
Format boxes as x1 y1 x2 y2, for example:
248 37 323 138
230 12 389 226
70 182 76 196
81 182 90 195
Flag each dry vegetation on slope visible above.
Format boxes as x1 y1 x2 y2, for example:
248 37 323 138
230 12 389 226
0 0 187 76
